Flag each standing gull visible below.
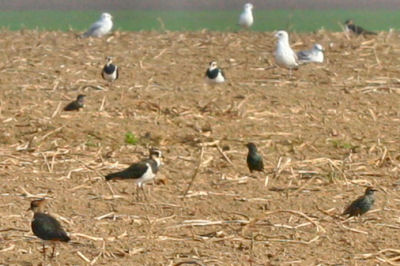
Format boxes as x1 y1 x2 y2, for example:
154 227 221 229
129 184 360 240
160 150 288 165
63 94 86 111
345 19 377 36
342 187 377 217
82 12 113 38
274 30 298 75
238 3 254 28
28 199 70 259
102 56 119 87
297 44 324 64
105 149 162 200
205 61 225 84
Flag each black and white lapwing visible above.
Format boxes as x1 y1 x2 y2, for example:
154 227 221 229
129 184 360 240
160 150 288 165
28 199 70 259
205 61 225 84
342 187 377 217
63 94 86 111
345 19 377 36
102 56 119 88
246 142 264 174
105 148 162 200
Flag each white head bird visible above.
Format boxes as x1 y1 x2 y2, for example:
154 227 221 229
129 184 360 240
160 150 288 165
297 43 324 64
238 3 254 28
274 30 299 70
83 12 113 38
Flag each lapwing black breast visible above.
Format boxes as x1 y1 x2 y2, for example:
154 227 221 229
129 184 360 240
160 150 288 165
246 142 264 173
342 187 377 217
102 56 119 82
63 94 85 111
205 61 225 84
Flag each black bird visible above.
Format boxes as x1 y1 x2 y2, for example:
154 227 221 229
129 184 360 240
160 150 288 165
205 61 225 84
342 187 377 217
63 94 85 111
28 199 70 259
246 143 264 173
105 149 162 199
102 56 119 86
345 19 377 36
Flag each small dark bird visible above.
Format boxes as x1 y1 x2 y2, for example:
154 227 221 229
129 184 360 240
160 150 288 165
205 61 225 84
246 142 264 173
102 56 119 86
342 187 377 217
63 94 85 111
105 149 162 199
28 199 70 259
345 19 377 36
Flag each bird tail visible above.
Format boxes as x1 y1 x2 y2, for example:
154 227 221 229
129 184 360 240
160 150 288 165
59 232 71 242
365 30 377 35
105 172 129 181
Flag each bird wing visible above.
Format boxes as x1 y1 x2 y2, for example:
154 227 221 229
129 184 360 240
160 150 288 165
83 20 104 37
343 196 363 215
63 101 79 111
220 69 226 79
106 161 148 180
297 50 312 61
238 12 247 25
32 213 70 241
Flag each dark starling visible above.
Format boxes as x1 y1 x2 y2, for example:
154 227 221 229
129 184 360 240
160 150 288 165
28 199 70 259
102 56 119 85
342 187 377 217
345 19 377 36
105 149 162 199
246 142 264 173
63 94 85 111
205 61 225 84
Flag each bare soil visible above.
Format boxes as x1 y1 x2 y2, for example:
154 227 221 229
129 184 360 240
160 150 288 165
0 30 400 265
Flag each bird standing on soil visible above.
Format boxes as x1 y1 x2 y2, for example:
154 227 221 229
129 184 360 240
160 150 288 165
63 94 86 111
28 199 70 259
297 43 324 64
274 30 299 75
102 56 119 87
342 187 377 217
345 19 377 36
82 12 113 38
238 3 254 28
205 61 225 84
105 149 162 200
246 143 264 174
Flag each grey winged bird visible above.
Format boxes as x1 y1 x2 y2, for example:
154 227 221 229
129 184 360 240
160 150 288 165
274 30 299 75
297 44 324 64
238 3 254 28
342 187 377 217
246 143 264 173
105 149 162 200
345 19 377 36
82 12 113 38
28 199 70 259
63 94 85 111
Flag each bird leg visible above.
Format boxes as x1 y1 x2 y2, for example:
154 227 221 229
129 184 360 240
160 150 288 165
140 186 149 202
51 242 57 258
42 242 46 260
